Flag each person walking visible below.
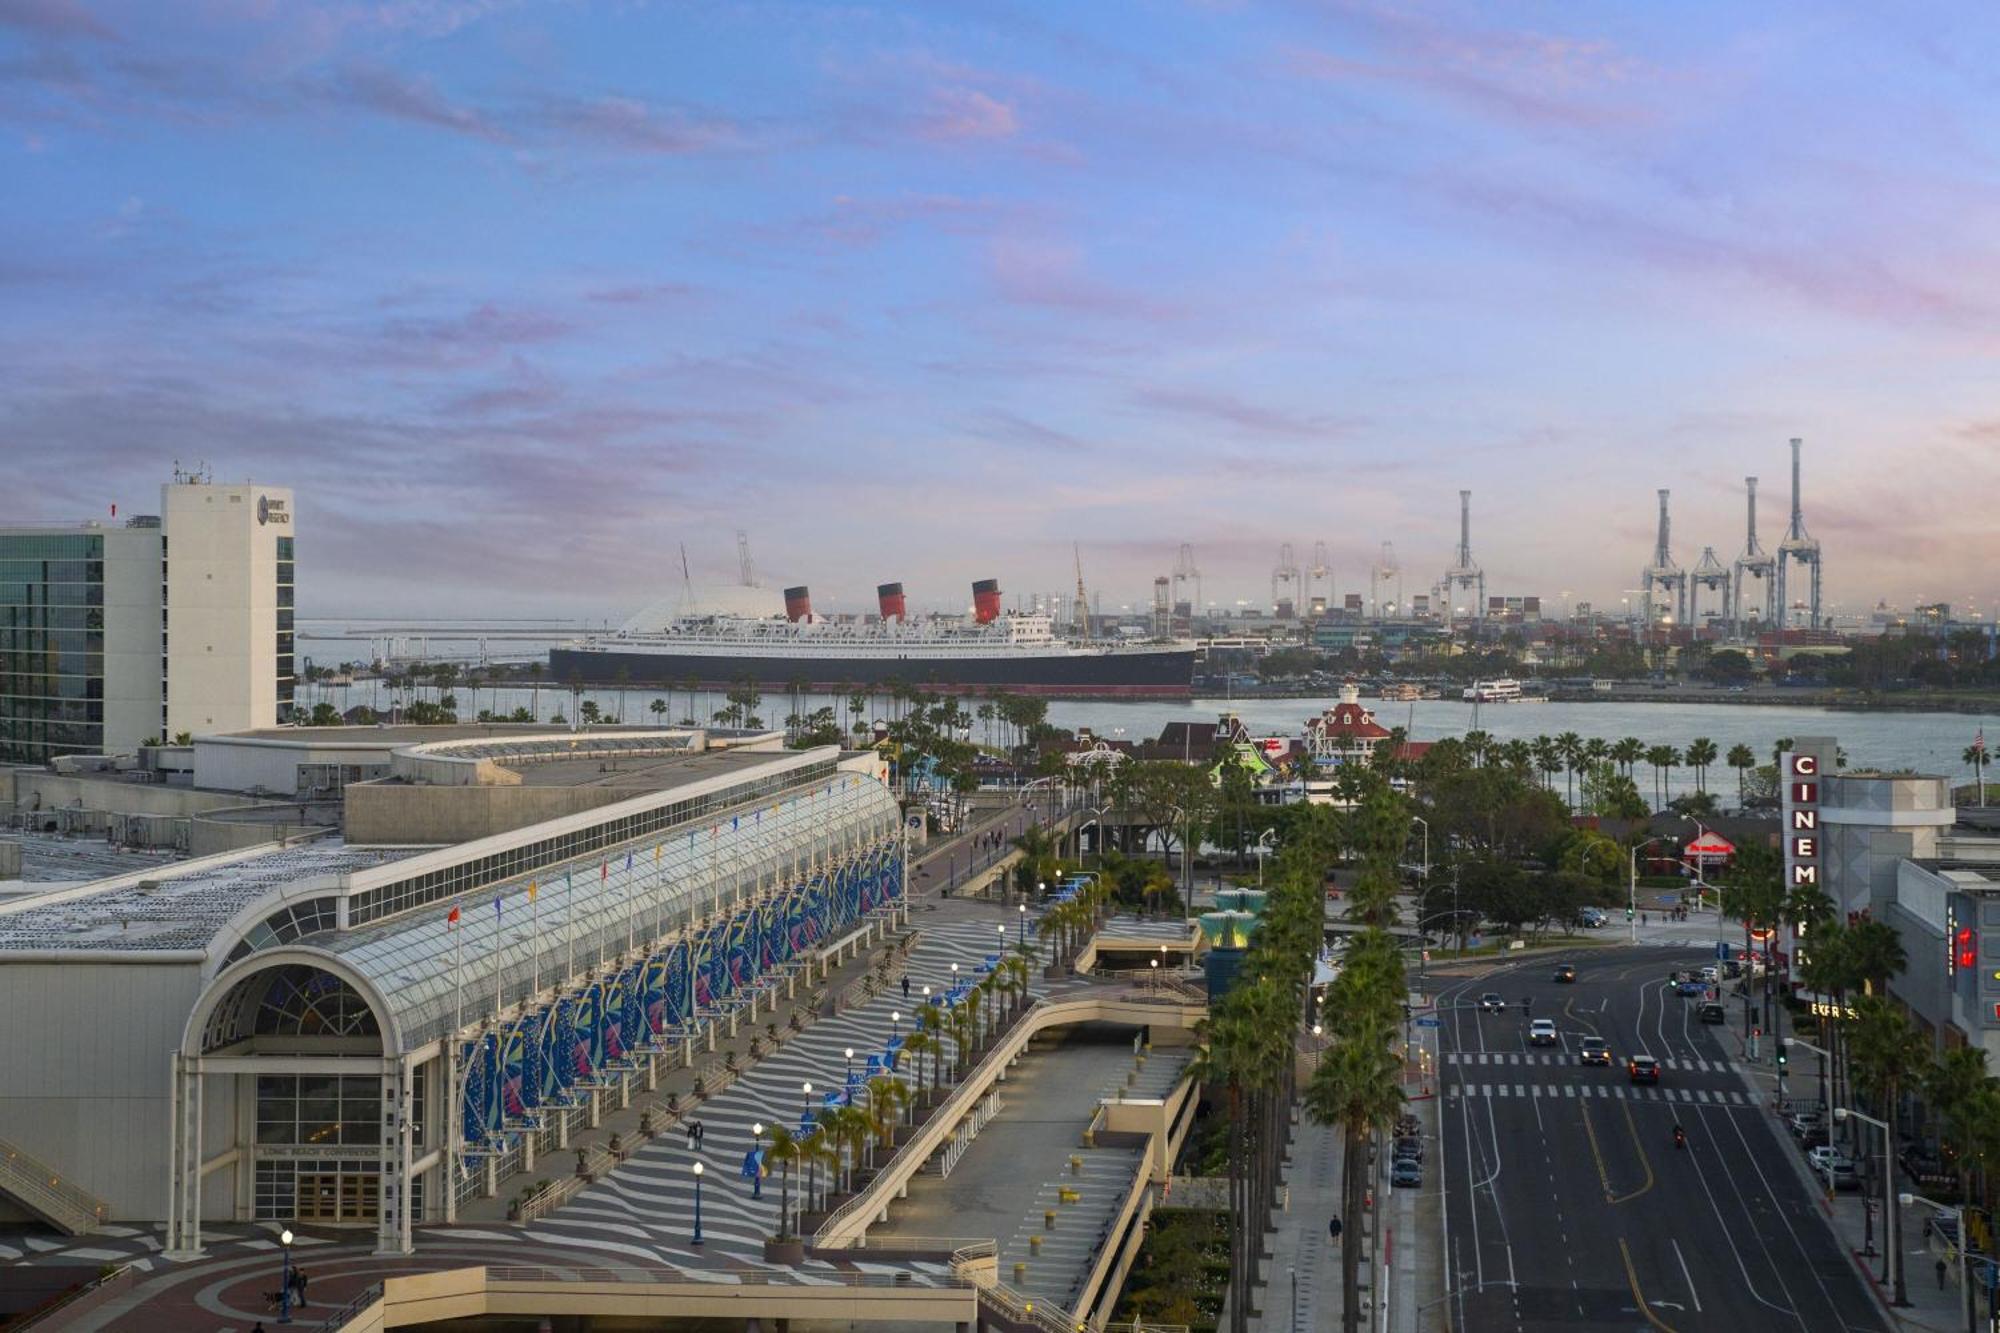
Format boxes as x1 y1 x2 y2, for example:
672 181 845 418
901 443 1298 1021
900 975 910 1001
292 1268 310 1308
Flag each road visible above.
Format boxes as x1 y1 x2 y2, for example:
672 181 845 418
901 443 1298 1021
1429 945 1884 1333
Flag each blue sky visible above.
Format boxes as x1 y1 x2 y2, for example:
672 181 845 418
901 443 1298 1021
4 0 1997 621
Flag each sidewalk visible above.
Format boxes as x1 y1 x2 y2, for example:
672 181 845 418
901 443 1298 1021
1725 1023 1971 1331
1253 1113 1344 1333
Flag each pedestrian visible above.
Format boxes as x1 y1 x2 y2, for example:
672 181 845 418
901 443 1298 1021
901 975 911 1001
693 1120 706 1148
293 1269 309 1308
687 1121 697 1150
1938 1255 1948 1290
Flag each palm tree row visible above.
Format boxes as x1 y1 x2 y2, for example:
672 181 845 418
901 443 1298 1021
1466 731 1763 813
1304 777 1411 1332
1195 804 1345 1333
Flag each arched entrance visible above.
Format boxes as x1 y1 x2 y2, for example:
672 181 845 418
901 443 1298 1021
170 953 417 1258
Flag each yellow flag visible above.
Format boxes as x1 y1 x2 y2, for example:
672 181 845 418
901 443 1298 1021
526 880 537 902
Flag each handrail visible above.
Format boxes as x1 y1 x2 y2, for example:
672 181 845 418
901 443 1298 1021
484 1264 974 1289
314 1280 383 1332
815 998 1053 1241
9 1262 131 1329
981 1277 1081 1333
0 1137 108 1235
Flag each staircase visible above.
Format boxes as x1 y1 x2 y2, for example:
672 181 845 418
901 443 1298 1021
0 1137 108 1235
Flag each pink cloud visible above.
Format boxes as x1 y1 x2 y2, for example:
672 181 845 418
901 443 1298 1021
319 64 505 142
920 86 1018 142
536 95 743 155
1134 386 1365 441
987 240 1184 321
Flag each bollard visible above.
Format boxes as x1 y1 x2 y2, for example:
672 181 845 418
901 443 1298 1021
1070 1156 1083 1176
1045 1210 1056 1230
1081 1129 1096 1148
1015 1262 1029 1284
1059 1186 1080 1204
1029 1234 1043 1254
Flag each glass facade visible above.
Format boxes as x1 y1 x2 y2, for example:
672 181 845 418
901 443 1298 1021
0 534 105 762
276 534 295 721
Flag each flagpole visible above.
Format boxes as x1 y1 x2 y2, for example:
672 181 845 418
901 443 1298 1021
493 897 503 1020
452 912 463 1038
627 854 636 957
530 881 540 996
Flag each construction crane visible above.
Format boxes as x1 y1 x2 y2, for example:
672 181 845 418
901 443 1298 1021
1308 541 1332 617
1371 542 1401 619
1271 543 1301 619
1775 437 1823 631
1440 491 1485 621
1689 546 1730 625
1170 543 1201 625
1732 476 1775 636
736 530 757 587
1640 490 1687 624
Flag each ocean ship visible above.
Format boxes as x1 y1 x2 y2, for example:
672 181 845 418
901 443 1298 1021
548 580 1197 699
1462 678 1524 703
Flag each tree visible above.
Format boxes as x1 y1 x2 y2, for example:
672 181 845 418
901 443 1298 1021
1611 736 1645 778
1643 744 1679 810
1726 743 1756 808
1845 918 1907 996
1966 740 1990 805
307 702 341 726
764 1124 803 1239
649 697 668 724
1554 731 1584 810
1703 648 1755 683
1579 762 1648 819
1684 738 1718 795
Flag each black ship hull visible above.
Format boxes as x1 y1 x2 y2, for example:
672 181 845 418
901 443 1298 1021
547 646 1195 699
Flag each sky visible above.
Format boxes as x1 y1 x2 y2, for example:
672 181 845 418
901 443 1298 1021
5 0 2000 623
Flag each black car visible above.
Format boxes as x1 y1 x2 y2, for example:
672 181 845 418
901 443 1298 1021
1697 1002 1726 1024
1553 964 1577 983
1628 1055 1661 1084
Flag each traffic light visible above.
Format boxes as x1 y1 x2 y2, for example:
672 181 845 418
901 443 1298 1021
1626 907 1635 921
1776 1042 1788 1070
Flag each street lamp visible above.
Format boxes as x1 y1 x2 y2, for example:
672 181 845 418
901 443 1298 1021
1253 827 1277 887
1628 836 1667 944
802 1080 814 1120
750 1122 765 1199
845 1046 855 1081
1018 902 1029 950
278 1227 295 1324
891 1010 901 1038
1899 1191 1977 1333
1782 1035 1831 1127
1836 1106 1906 1303
691 1161 705 1246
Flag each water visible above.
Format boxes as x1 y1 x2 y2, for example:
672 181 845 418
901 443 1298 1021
296 681 1991 803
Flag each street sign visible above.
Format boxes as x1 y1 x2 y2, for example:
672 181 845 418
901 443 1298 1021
1416 1017 1442 1028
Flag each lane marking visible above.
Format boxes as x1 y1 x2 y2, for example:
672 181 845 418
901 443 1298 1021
1611 1098 1657 1205
1619 1237 1682 1333
1671 1237 1702 1313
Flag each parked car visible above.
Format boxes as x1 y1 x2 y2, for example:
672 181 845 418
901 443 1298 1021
1391 1158 1423 1189
1808 1145 1859 1189
1393 1136 1423 1163
1576 907 1607 929
1675 979 1708 997
1787 1110 1825 1139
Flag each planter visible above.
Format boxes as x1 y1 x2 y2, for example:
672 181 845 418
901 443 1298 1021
763 1237 806 1264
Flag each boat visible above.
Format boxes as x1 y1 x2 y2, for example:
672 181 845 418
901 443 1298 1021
548 579 1197 699
1379 682 1423 702
1462 678 1524 703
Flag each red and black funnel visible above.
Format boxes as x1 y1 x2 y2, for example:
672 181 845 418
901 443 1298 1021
877 582 906 622
784 586 812 622
973 578 1002 624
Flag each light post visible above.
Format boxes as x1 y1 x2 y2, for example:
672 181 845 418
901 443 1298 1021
278 1226 295 1324
1629 836 1667 944
1018 902 1029 950
1783 1035 1832 1126
1900 1191 1978 1333
691 1161 705 1246
750 1122 765 1199
1410 814 1430 885
1150 957 1159 993
891 1010 901 1039
1254 827 1277 888
802 1080 814 1121
1837 1105 1905 1303
845 1046 855 1082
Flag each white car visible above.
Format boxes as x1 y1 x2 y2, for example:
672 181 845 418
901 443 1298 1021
1529 1018 1558 1046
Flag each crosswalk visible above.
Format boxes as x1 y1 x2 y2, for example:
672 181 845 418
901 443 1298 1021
1446 1083 1755 1104
1443 1052 1734 1073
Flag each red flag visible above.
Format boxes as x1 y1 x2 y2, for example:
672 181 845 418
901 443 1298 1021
447 905 460 925
600 861 608 880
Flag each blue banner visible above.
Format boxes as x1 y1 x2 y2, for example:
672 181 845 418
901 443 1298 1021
460 1032 500 1149
726 907 755 993
543 998 574 1104
501 1014 539 1121
602 972 629 1064
664 938 691 1029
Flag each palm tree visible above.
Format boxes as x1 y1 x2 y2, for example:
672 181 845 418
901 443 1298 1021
1611 736 1645 778
1965 740 1990 805
649 697 668 725
1921 1047 1993 1206
1306 1015 1404 1333
1529 735 1558 791
901 1026 941 1101
1462 729 1492 768
1771 736 1795 770
1726 743 1756 807
1844 918 1907 996
1643 744 1679 809
1847 995 1928 1306
764 1124 803 1239
1685 737 1718 795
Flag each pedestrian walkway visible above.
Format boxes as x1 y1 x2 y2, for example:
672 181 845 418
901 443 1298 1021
1254 1117 1343 1333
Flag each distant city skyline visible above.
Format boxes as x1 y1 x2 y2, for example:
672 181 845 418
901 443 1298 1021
5 1 1998 622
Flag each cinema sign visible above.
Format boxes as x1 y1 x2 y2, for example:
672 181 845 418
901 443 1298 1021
1781 740 1832 891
